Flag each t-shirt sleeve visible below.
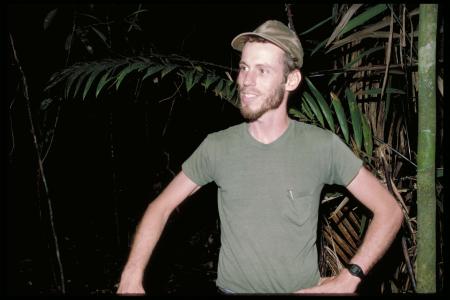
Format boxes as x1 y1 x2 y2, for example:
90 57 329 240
181 134 216 186
327 133 363 186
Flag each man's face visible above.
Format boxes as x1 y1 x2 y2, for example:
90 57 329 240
237 42 287 121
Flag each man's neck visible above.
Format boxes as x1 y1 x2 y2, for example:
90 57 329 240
247 110 290 144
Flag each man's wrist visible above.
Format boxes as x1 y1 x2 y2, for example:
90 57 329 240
339 267 362 289
121 264 145 282
346 263 365 280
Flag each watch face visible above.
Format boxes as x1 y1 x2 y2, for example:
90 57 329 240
348 264 364 279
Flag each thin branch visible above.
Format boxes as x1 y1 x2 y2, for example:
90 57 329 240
402 236 417 291
380 9 394 99
387 4 419 58
161 82 182 137
306 63 415 78
66 11 77 66
42 101 62 163
151 53 236 73
390 177 416 239
158 80 184 103
9 85 19 158
285 3 297 34
373 137 417 167
9 32 66 294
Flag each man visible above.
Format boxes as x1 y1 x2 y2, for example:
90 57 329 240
117 20 403 294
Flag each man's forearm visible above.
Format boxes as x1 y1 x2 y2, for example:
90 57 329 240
119 200 172 285
297 195 403 294
344 167 404 276
117 171 200 294
347 202 403 275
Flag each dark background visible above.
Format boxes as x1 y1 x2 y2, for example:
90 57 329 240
5 2 335 295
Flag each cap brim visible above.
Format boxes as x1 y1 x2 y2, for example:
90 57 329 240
231 32 291 56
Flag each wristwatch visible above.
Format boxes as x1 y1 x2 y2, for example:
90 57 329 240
346 263 365 279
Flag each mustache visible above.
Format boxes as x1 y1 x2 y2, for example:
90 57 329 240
238 86 260 95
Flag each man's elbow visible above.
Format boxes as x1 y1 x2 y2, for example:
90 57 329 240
390 201 404 231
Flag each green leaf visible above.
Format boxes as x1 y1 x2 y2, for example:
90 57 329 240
45 67 74 91
142 64 165 81
299 16 333 36
40 98 54 111
213 79 224 97
330 92 349 143
326 4 363 47
201 73 220 90
311 38 327 56
136 57 151 68
90 26 109 47
328 46 385 84
115 62 146 90
327 17 391 51
73 68 93 98
289 107 301 118
361 112 373 157
341 4 389 36
345 88 362 150
357 87 405 96
161 64 177 78
344 46 385 67
301 101 315 121
223 80 235 100
183 69 194 92
83 65 106 100
384 78 393 126
303 91 324 127
184 68 204 92
64 33 73 51
305 77 335 131
43 9 58 30
78 13 101 22
64 66 87 100
126 9 149 18
289 107 308 122
95 69 114 98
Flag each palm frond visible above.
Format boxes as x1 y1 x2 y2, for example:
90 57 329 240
45 55 238 107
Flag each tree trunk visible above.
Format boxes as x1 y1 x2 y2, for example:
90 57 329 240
416 4 438 293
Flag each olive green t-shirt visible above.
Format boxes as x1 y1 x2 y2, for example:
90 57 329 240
182 119 362 293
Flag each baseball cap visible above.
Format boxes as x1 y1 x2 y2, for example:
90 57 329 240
231 20 304 68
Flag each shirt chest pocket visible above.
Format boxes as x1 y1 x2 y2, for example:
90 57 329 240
281 189 315 226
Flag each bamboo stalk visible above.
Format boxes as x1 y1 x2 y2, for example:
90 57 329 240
416 4 438 292
347 210 361 230
330 209 358 250
336 209 360 244
324 227 350 263
326 221 356 257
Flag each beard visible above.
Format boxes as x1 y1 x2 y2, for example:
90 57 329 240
238 84 286 122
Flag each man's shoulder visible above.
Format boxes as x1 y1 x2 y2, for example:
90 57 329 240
208 122 246 141
291 119 333 140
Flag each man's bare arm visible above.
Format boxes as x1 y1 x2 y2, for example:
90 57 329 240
297 167 403 294
117 171 200 294
343 167 403 276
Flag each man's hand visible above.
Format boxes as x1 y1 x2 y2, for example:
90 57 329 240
294 269 360 294
116 272 146 295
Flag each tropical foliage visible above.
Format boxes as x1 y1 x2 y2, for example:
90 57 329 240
293 3 443 293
